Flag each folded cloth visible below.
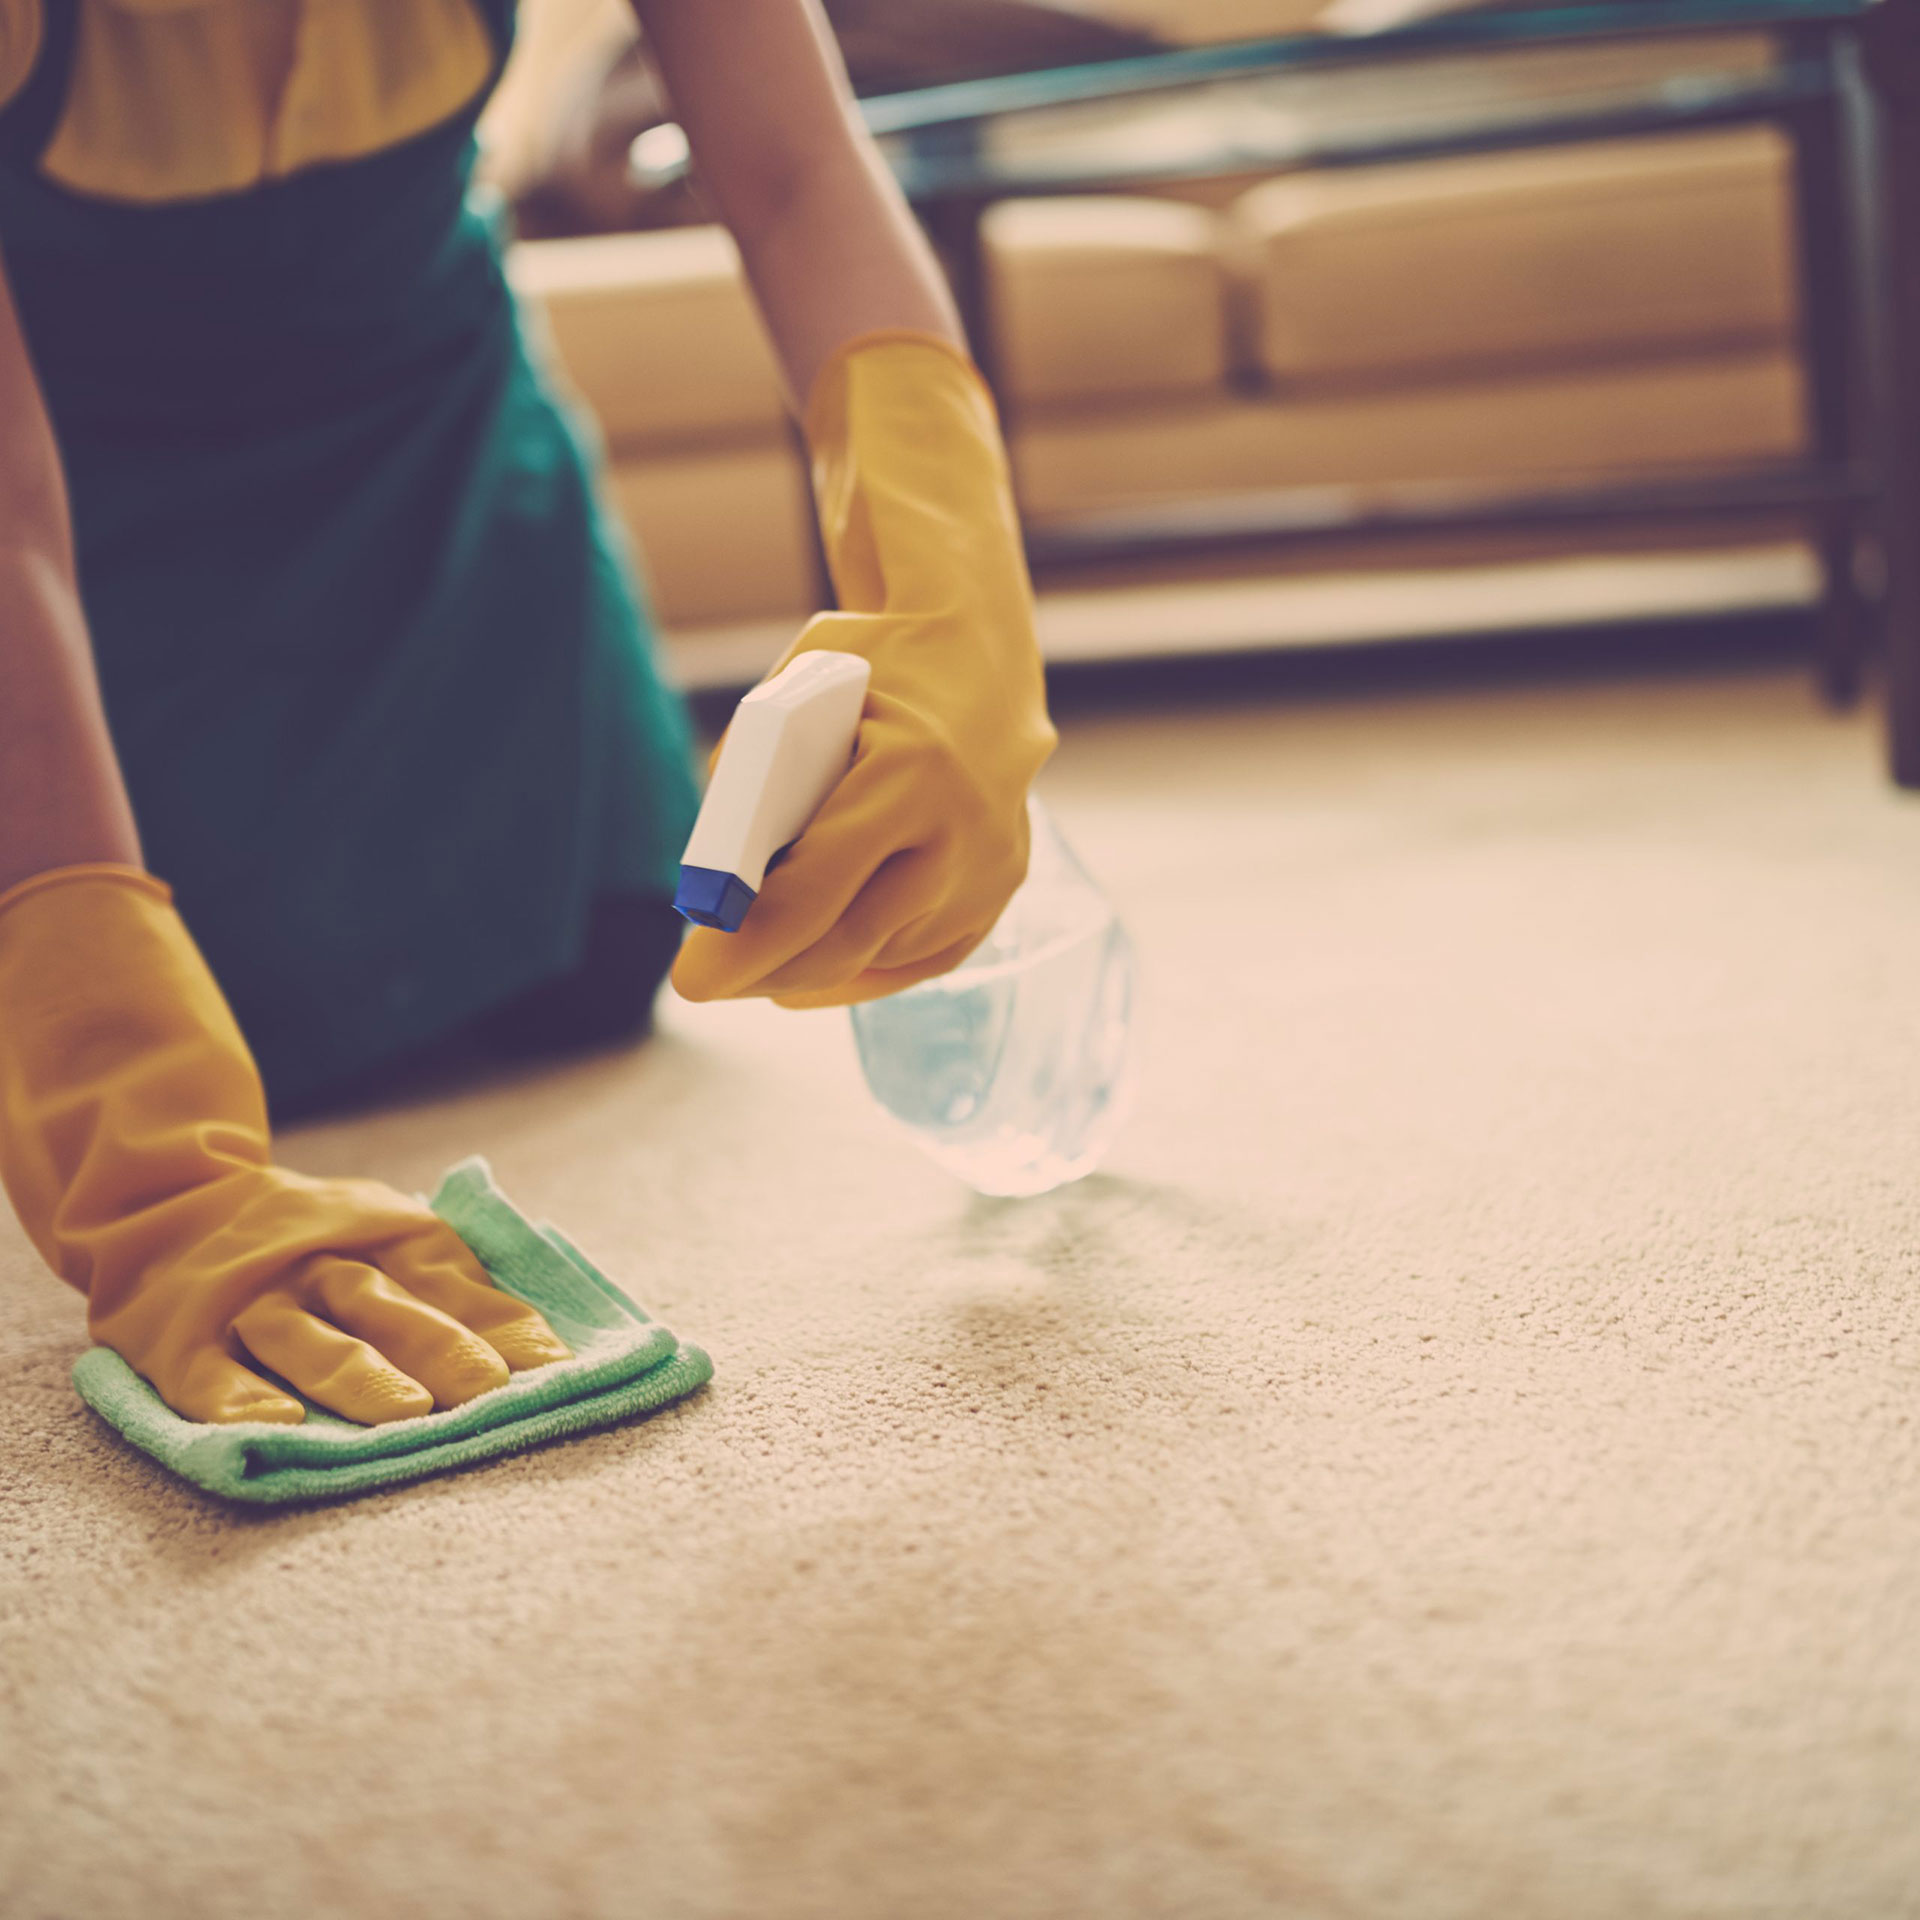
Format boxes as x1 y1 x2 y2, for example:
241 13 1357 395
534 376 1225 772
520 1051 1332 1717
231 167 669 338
70 1157 711 1505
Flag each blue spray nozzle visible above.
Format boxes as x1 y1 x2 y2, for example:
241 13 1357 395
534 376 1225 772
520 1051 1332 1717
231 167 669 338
673 866 758 932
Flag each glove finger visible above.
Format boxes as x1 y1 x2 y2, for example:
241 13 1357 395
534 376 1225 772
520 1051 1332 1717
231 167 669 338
747 847 977 1000
164 1348 307 1427
763 787 1023 998
314 1260 513 1409
770 927 991 1011
233 1292 433 1426
366 1213 494 1282
376 1234 573 1372
869 793 1030 970
672 753 921 1002
867 906 973 974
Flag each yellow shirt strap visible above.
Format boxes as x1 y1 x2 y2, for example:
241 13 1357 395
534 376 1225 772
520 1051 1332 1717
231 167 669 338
37 0 496 205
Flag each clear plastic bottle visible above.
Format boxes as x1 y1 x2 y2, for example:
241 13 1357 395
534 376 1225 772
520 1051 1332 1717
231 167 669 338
849 798 1137 1198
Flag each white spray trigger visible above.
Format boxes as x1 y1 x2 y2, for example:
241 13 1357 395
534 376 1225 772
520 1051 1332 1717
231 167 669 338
673 650 871 931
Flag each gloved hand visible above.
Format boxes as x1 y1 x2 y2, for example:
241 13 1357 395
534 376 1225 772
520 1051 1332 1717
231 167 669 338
671 331 1056 1009
0 866 571 1426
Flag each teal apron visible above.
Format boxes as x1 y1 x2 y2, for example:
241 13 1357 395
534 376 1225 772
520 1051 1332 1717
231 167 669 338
0 0 700 1109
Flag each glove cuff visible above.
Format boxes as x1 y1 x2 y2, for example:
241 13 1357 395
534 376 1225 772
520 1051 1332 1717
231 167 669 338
0 862 271 1294
0 862 171 924
801 329 997 446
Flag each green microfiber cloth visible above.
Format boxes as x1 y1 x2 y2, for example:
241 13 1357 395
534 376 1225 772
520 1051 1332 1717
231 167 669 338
70 1157 712 1505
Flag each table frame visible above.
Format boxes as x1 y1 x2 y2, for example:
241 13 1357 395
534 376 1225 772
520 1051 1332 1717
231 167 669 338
858 1 1920 774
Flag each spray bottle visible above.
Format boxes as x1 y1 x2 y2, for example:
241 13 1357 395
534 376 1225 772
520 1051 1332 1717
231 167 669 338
674 652 1136 1197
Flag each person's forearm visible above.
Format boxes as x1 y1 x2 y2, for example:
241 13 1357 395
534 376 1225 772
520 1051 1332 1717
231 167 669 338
631 0 963 405
1 253 141 897
721 121 961 407
0 547 143 897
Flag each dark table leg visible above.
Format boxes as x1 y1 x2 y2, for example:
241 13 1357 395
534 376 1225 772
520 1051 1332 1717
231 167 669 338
920 190 998 388
1863 0 1920 783
1788 26 1870 708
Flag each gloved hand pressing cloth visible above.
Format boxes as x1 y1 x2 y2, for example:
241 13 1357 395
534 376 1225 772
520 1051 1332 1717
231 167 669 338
0 867 707 1501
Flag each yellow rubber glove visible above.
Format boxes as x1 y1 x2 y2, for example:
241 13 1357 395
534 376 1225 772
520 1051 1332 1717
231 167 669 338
671 331 1057 1009
0 866 571 1426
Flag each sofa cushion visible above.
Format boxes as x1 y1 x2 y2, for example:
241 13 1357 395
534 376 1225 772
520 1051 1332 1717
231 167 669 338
985 195 1230 405
510 227 787 449
604 444 819 629
1011 349 1802 517
1234 128 1794 387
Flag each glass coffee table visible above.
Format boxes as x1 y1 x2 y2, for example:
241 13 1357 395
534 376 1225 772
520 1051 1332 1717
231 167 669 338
859 1 1920 778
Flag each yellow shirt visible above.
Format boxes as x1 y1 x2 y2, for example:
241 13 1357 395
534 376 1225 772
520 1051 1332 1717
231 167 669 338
0 0 494 202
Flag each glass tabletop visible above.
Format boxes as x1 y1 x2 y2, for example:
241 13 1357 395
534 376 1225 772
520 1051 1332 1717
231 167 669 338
862 0 1868 199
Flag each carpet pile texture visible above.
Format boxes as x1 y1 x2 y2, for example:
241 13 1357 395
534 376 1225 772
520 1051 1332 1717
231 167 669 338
3 662 1917 1918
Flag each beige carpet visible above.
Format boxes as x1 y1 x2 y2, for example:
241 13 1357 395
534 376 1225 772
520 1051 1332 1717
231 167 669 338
5 659 1920 1919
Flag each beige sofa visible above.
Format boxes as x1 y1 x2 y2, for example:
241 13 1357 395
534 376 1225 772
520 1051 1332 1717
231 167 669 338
507 115 1807 685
